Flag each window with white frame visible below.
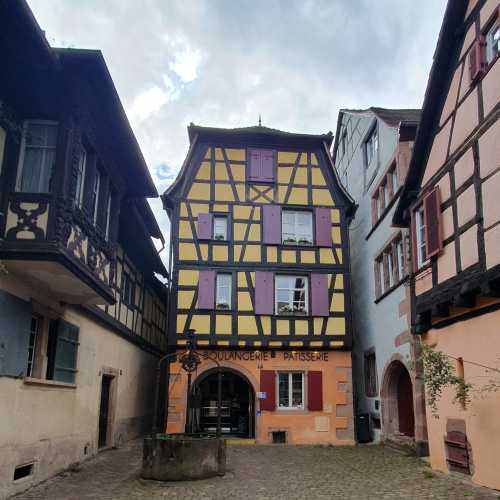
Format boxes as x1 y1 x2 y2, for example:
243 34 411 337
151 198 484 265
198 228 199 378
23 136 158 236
26 315 41 377
365 126 378 167
396 238 405 281
486 19 500 64
91 169 102 225
415 205 427 268
387 249 395 289
278 372 304 409
275 275 308 315
17 121 57 193
216 273 232 310
75 147 86 208
213 215 228 241
282 210 313 245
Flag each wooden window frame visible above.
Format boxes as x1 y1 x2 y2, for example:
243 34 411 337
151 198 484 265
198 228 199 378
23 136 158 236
16 120 58 194
281 209 314 246
484 7 500 68
275 275 309 316
215 273 232 310
374 231 406 300
213 214 228 241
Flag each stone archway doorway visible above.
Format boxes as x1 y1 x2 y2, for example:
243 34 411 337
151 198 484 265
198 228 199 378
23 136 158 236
189 368 255 438
382 360 415 438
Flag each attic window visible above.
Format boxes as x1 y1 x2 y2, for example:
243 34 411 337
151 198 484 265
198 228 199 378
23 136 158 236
365 127 378 167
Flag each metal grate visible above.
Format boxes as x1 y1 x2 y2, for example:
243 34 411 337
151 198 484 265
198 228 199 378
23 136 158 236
272 431 287 444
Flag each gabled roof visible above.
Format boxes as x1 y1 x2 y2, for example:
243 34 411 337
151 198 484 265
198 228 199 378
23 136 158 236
393 0 468 225
55 48 158 198
187 123 334 145
331 107 421 163
163 123 354 213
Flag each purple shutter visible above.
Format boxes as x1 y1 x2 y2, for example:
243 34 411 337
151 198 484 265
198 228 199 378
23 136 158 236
263 205 281 245
197 270 215 309
307 371 323 411
260 370 276 411
311 274 329 317
248 149 262 181
315 207 331 247
197 213 212 240
261 150 274 181
255 271 274 315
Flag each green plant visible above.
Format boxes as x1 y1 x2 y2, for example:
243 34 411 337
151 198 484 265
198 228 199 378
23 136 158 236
420 345 472 416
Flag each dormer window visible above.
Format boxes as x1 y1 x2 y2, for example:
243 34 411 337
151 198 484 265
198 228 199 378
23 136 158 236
17 121 57 193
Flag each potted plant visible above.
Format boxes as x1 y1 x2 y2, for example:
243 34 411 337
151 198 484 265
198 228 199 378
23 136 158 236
216 302 230 310
278 304 293 314
298 237 312 245
214 234 225 241
283 237 297 245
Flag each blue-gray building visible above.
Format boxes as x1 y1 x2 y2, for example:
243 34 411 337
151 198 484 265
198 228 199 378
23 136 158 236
332 108 428 455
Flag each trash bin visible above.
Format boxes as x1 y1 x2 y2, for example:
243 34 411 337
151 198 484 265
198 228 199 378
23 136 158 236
356 413 372 443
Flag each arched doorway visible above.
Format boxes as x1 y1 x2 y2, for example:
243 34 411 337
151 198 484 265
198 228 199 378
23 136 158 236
189 368 255 438
381 360 415 438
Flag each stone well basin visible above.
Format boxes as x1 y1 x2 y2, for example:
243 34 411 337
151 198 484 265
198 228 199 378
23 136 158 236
141 433 226 481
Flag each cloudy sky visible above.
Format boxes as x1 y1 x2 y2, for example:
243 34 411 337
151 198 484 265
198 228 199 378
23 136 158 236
29 0 447 259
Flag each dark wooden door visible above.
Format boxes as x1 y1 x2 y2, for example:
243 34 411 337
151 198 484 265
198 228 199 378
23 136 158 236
397 370 415 437
98 375 112 448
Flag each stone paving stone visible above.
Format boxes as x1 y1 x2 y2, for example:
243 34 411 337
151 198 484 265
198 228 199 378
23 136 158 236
12 439 498 500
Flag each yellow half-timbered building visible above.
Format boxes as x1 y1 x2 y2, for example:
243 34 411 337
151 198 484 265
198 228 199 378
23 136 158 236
162 124 355 444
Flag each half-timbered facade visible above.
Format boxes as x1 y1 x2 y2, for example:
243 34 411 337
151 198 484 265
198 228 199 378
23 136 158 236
0 3 167 496
162 124 355 444
394 0 500 489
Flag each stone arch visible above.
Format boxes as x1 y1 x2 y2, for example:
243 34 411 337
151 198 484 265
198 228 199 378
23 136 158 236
380 356 415 438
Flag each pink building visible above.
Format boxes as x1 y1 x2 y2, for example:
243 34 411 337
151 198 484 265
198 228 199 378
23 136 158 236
394 0 500 490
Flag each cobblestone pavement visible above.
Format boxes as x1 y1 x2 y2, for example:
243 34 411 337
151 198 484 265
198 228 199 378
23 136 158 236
14 439 498 500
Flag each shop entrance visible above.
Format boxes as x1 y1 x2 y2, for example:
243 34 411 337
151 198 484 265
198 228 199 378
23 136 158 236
189 369 255 438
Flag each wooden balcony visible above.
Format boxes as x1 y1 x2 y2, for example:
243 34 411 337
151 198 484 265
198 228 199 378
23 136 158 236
0 192 114 304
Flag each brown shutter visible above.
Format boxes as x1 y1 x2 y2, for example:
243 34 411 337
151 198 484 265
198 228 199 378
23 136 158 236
423 187 443 259
469 35 486 84
260 370 276 411
374 259 381 298
307 371 323 411
371 196 378 226
410 208 419 273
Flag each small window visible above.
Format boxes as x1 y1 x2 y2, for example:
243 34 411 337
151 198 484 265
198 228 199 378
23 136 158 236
26 315 40 377
13 463 34 481
75 147 86 208
213 215 228 241
396 238 405 281
278 372 304 409
376 257 385 295
365 126 378 167
386 250 394 289
282 210 313 245
91 169 102 225
122 272 135 307
486 20 500 64
364 351 378 397
17 121 57 193
216 273 232 310
415 205 427 268
391 167 398 193
275 275 308 315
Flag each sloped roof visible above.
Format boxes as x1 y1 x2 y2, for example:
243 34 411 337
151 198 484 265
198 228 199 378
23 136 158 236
393 0 468 225
187 123 334 145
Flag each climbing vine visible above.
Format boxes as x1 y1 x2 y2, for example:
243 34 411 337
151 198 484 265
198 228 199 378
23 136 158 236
420 344 500 417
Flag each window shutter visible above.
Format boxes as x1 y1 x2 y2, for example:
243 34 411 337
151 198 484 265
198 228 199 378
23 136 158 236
469 36 486 84
307 371 323 411
374 260 381 298
260 370 276 411
197 270 215 310
248 149 262 181
261 150 275 181
423 187 442 259
255 271 274 315
197 213 213 240
0 290 32 377
311 274 329 317
52 320 79 384
314 207 331 247
371 197 378 226
262 205 281 245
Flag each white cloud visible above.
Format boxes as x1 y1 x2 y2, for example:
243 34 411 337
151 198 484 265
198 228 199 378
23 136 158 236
169 47 202 83
127 86 169 126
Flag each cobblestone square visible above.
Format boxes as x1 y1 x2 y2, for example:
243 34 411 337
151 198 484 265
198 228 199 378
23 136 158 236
13 439 498 500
